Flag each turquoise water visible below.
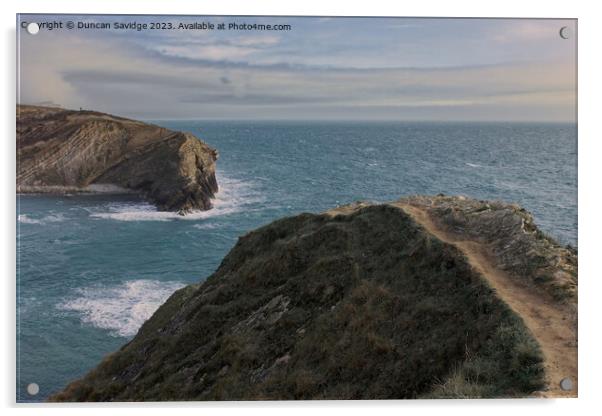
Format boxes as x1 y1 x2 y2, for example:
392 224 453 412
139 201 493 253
16 121 577 401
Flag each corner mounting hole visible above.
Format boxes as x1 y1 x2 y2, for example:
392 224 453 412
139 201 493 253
559 377 573 391
26 22 39 35
27 383 39 396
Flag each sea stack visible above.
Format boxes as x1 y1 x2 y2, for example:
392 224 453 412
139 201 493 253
49 196 577 400
17 105 218 212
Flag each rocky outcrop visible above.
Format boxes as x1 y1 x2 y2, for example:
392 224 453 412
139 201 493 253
48 196 579 401
397 195 577 302
17 105 218 212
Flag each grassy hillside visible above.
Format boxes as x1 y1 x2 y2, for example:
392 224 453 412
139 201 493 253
51 203 545 401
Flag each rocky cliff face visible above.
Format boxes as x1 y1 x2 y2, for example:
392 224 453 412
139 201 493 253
49 196 578 401
17 105 218 212
397 195 577 302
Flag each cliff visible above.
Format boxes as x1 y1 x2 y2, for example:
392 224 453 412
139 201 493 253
395 196 577 302
17 105 218 212
50 196 577 401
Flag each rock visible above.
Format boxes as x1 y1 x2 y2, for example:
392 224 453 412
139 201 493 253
397 195 577 302
17 105 218 212
274 354 291 366
48 196 574 401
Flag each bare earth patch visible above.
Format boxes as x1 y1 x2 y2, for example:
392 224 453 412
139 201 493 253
392 202 577 398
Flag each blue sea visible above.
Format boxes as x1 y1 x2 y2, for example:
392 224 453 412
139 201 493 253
16 121 577 401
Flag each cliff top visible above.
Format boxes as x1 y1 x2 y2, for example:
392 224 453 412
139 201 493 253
50 196 577 401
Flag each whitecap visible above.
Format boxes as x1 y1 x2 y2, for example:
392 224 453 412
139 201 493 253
465 162 483 168
192 223 220 230
18 213 66 225
57 279 185 337
89 173 264 222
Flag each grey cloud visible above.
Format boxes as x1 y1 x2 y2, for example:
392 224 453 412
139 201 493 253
143 44 518 74
179 93 340 106
17 17 576 122
61 70 216 89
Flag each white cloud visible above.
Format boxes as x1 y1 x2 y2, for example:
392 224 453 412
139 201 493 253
17 18 576 121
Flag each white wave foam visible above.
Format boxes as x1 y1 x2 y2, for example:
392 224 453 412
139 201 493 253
57 279 185 337
192 223 220 230
465 162 483 168
90 174 263 222
18 213 66 225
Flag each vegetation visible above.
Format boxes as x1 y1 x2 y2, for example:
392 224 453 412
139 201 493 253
399 195 577 302
51 204 545 401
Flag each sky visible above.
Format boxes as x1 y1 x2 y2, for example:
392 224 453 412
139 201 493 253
17 15 577 121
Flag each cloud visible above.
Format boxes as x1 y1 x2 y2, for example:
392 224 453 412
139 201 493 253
155 44 259 61
491 20 575 43
180 93 338 105
17 15 576 121
61 69 216 89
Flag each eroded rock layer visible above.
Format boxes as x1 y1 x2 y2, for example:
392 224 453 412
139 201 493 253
17 105 218 212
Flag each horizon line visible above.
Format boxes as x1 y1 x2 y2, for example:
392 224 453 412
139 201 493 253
142 118 577 124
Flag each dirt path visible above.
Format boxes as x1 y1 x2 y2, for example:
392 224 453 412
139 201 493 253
392 203 577 398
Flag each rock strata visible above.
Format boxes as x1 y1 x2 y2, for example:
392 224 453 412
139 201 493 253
17 105 218 212
397 195 577 302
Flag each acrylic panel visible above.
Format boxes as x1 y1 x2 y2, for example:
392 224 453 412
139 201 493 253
16 14 577 402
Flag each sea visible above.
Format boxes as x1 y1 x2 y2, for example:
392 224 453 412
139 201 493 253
16 121 577 401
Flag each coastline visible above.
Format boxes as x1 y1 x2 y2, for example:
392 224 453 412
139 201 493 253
17 184 137 195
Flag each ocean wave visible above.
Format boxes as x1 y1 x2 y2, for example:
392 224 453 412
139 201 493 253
465 162 484 168
18 213 66 225
57 279 185 337
89 174 263 222
192 223 220 230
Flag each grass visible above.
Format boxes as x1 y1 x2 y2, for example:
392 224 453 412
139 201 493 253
51 204 545 401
